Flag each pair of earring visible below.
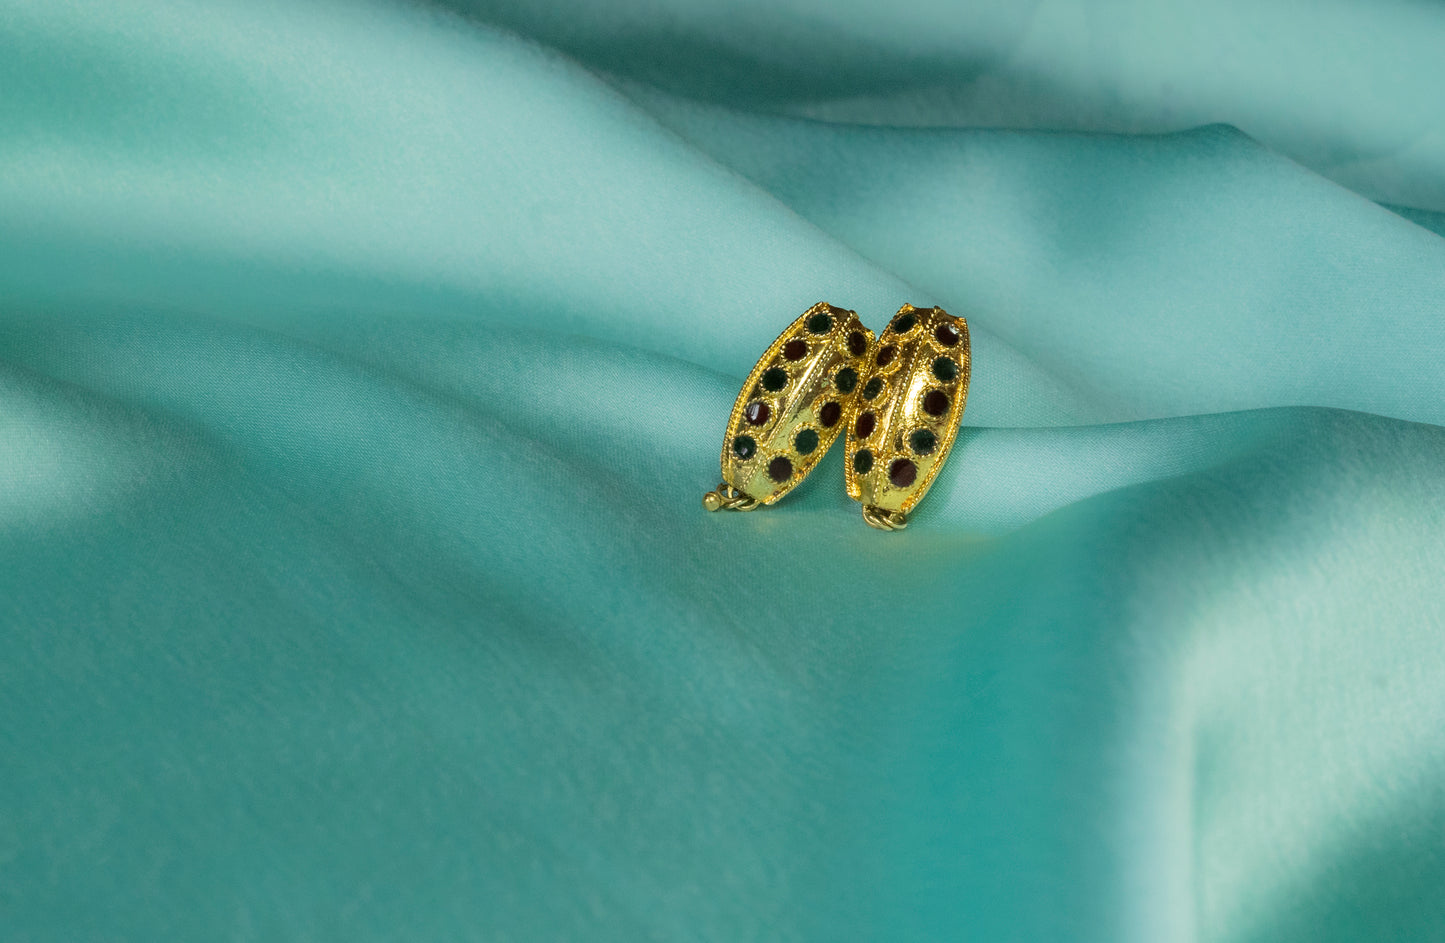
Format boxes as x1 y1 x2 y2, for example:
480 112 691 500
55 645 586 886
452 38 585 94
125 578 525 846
702 302 970 531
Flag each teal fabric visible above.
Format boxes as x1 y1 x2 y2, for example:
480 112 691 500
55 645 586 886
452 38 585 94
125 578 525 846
3 1 1444 940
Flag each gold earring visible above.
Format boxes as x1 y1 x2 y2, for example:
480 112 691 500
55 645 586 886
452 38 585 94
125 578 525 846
844 304 970 530
704 303 876 512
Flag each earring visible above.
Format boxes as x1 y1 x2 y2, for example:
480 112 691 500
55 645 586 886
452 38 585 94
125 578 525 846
844 304 970 531
704 302 876 512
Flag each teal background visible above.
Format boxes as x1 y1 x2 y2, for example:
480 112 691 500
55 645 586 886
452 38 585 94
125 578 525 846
2 0 1444 939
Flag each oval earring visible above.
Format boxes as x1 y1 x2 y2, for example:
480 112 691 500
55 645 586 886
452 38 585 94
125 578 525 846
844 304 970 530
704 302 876 512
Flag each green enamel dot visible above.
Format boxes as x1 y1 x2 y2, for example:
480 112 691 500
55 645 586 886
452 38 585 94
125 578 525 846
862 377 884 400
891 312 916 334
932 357 958 382
909 429 937 455
835 367 858 393
794 428 819 455
762 367 788 391
732 435 756 459
853 449 874 473
807 312 833 334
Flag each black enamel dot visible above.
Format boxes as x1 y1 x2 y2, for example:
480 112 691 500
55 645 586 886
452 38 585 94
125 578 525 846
891 312 916 334
732 435 757 459
932 357 958 382
807 312 833 334
848 330 867 356
853 450 874 474
909 429 936 455
768 455 794 482
794 428 819 455
818 401 842 428
762 367 788 392
863 377 884 400
835 366 858 393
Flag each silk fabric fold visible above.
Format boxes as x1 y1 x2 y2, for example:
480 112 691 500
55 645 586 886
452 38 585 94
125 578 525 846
2 1 1443 940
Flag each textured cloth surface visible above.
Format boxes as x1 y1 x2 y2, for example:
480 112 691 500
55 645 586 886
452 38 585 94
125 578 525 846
2 1 1444 940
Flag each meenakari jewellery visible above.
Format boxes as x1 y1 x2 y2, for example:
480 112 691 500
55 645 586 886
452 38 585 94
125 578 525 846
845 304 970 531
702 303 876 511
702 302 969 530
